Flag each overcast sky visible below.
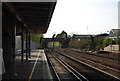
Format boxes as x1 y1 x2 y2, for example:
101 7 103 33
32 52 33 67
44 0 119 38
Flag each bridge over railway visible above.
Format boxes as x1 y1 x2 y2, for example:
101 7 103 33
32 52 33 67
42 38 70 48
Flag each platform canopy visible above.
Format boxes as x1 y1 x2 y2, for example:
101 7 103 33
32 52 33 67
3 2 56 34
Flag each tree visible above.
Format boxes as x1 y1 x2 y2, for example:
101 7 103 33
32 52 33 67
30 34 43 48
114 39 120 44
69 38 90 51
49 42 61 47
56 31 67 38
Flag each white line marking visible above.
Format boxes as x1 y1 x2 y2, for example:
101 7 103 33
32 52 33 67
28 50 40 81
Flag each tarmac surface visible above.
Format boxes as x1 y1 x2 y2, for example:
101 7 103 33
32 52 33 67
2 50 53 81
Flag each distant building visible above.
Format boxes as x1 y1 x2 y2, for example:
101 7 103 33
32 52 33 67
72 33 108 40
73 34 94 39
104 29 120 52
94 33 108 37
104 45 119 51
108 29 120 39
24 41 37 50
31 42 37 49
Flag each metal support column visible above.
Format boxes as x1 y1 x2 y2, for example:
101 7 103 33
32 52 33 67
40 37 43 48
2 12 17 78
28 32 31 58
10 15 17 76
26 28 28 61
21 26 24 63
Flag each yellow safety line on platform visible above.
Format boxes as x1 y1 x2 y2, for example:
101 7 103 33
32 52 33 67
28 50 40 81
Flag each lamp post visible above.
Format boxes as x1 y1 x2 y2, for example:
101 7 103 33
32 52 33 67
40 36 43 49
117 33 120 52
52 34 55 50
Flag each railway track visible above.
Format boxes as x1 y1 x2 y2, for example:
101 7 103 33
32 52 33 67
67 48 119 61
56 48 120 72
45 49 120 81
45 50 88 81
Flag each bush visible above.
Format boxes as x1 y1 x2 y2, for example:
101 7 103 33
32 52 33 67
103 38 111 47
94 37 105 51
69 38 91 50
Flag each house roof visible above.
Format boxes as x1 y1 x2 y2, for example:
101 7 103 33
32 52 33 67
73 34 93 39
73 33 108 39
108 29 120 37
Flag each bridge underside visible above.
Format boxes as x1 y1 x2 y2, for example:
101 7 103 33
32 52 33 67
42 38 70 48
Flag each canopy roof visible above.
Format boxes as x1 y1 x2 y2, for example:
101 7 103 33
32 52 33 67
3 2 56 34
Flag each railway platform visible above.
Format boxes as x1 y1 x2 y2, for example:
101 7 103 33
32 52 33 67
2 50 53 81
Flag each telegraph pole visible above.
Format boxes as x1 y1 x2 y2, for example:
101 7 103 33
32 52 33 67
87 26 88 34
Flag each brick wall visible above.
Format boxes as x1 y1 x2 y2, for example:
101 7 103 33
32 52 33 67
104 44 119 51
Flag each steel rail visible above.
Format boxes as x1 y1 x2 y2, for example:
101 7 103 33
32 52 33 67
51 53 89 81
71 49 118 61
59 49 120 73
55 50 120 80
45 52 61 81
